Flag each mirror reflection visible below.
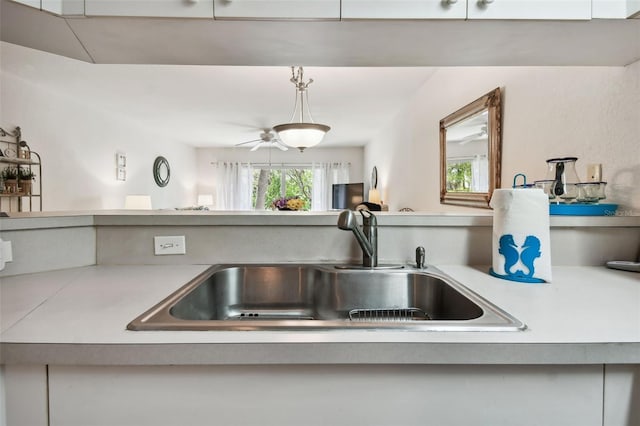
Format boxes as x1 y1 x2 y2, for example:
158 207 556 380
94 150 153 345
440 88 502 208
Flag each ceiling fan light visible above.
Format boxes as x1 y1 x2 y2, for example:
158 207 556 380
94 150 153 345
273 123 330 152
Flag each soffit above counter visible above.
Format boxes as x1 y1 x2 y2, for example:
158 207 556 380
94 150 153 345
1 0 640 66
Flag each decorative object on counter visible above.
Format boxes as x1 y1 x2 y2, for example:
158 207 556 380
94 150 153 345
18 168 36 195
489 188 552 283
545 157 581 202
124 195 152 210
197 194 214 208
534 157 615 215
534 179 556 200
440 87 502 208
355 202 381 211
153 156 170 187
272 196 305 211
273 66 330 152
576 181 607 204
549 203 618 216
0 166 18 193
0 125 42 212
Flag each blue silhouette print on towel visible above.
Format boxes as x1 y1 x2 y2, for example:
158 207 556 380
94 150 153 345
490 234 545 283
498 234 519 275
520 235 542 277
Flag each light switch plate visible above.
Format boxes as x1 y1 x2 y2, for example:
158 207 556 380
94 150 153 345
154 236 186 255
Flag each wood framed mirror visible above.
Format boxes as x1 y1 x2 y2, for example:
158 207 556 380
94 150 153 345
440 87 502 208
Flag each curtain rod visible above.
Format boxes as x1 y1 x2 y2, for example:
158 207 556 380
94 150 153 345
211 162 351 167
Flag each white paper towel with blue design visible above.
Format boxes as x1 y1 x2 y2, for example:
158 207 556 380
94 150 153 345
489 188 552 283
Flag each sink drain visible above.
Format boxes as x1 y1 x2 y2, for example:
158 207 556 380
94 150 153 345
348 308 430 322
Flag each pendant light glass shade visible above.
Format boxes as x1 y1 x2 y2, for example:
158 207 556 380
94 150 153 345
273 66 330 152
272 123 330 152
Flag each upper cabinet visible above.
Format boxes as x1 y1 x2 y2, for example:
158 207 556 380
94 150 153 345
342 0 466 19
468 0 591 20
42 0 83 15
11 0 40 8
213 0 340 19
84 0 214 18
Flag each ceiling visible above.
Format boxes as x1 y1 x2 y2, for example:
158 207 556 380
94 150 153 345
1 0 639 148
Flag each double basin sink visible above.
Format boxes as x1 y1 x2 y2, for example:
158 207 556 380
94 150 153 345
128 264 524 331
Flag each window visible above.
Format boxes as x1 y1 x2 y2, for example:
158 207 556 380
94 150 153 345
252 166 313 210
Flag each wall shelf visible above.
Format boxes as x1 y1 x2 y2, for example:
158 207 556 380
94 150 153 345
0 126 42 213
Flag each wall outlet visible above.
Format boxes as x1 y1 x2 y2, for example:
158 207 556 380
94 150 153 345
154 236 186 255
0 239 13 271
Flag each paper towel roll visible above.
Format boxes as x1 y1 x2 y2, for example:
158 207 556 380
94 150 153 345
489 188 552 283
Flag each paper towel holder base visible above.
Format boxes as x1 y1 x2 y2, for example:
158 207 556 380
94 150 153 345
489 268 547 284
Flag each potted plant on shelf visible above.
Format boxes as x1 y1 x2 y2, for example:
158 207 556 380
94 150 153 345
0 166 19 194
18 168 36 195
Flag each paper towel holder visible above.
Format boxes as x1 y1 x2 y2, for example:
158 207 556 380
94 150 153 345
440 87 502 208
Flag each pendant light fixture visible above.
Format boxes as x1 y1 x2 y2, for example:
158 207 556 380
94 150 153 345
273 66 330 152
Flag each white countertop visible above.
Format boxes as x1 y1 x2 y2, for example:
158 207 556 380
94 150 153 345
1 264 639 365
2 210 638 230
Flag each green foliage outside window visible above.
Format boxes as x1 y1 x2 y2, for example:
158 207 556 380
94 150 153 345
446 161 472 192
252 168 312 210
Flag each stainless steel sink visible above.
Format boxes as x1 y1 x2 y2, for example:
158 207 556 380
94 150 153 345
127 264 525 331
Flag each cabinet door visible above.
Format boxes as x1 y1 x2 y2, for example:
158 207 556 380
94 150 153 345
213 0 340 19
592 0 627 18
85 0 214 18
628 0 640 17
10 0 40 8
48 364 604 426
42 0 84 15
342 0 466 19
468 0 591 20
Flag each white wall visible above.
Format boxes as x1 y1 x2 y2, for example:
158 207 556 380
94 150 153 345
366 63 640 213
196 147 364 208
0 43 197 211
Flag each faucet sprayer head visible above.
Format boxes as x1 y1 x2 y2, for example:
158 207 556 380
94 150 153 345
337 210 359 231
337 210 374 258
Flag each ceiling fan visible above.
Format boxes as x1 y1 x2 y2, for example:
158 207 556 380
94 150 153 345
235 129 288 152
458 124 488 145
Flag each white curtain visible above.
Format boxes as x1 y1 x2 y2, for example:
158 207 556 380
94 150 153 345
471 155 489 192
311 162 350 211
214 162 253 210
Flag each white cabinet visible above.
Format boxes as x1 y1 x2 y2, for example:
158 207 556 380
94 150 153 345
9 0 40 8
41 0 84 15
2 365 48 426
47 364 604 426
592 0 627 17
628 0 640 16
213 0 340 19
342 0 466 19
468 0 591 20
85 0 214 18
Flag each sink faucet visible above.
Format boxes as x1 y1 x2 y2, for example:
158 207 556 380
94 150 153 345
337 209 378 267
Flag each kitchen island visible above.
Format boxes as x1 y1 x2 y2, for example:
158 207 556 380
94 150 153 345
1 212 639 425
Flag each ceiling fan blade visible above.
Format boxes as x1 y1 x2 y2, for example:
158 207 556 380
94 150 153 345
235 138 262 146
250 143 262 152
458 132 485 145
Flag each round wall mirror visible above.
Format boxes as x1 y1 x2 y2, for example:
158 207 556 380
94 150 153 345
153 156 170 187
